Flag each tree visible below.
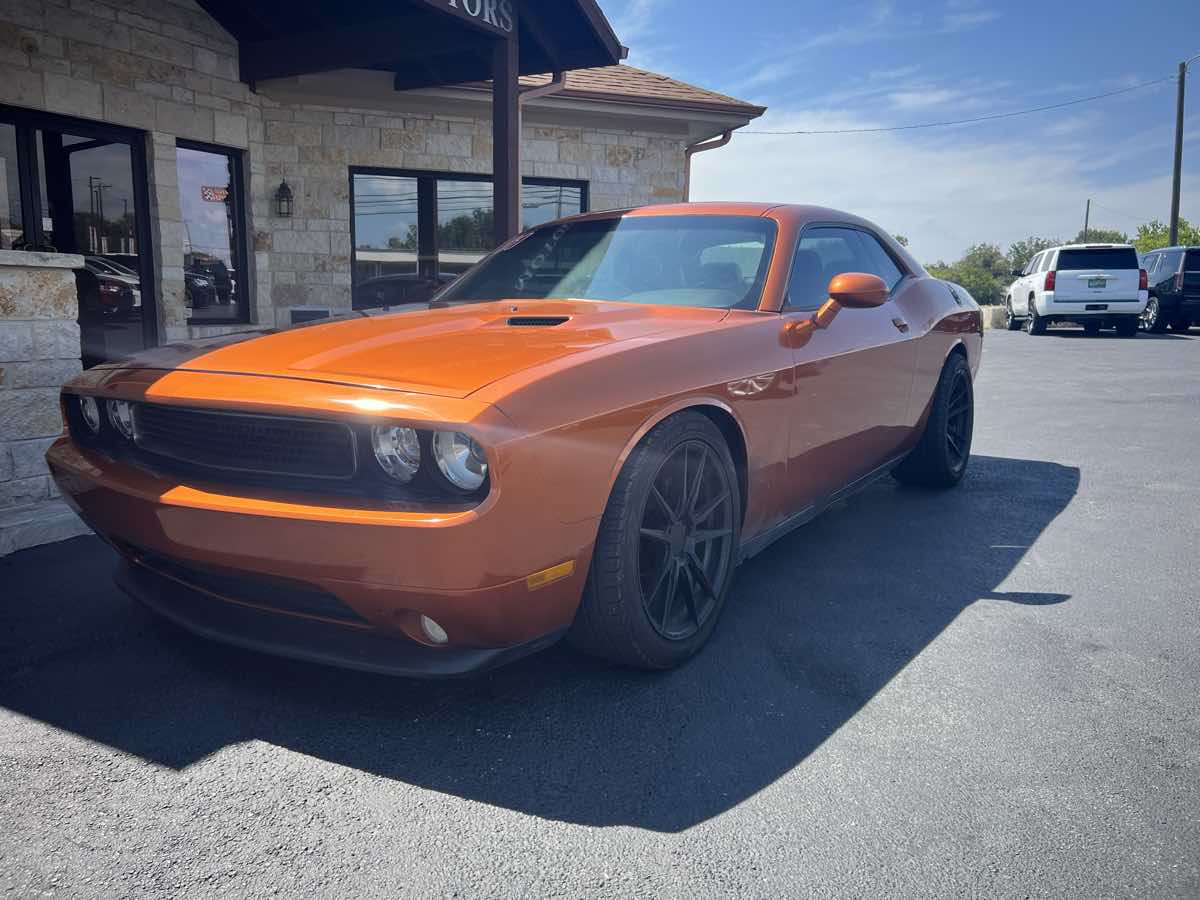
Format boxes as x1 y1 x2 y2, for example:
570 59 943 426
923 243 1010 305
1072 227 1129 244
1007 236 1060 273
1134 218 1200 253
892 234 909 247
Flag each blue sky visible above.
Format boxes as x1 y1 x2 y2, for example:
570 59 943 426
598 0 1200 262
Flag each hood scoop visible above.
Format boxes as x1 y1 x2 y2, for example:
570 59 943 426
506 315 570 327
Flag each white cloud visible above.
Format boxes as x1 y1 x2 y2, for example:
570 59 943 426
942 9 999 31
889 88 966 109
690 108 1199 262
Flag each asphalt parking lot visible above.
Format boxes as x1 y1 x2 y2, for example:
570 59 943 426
2 326 1199 897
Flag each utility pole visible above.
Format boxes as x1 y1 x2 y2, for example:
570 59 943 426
1169 54 1200 246
1083 198 1090 242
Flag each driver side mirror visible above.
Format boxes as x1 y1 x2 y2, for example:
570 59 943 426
827 272 889 309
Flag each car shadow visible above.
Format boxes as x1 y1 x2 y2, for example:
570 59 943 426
0 454 1078 832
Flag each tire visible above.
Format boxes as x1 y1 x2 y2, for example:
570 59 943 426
1169 316 1191 333
893 353 973 489
1141 296 1167 333
1115 316 1139 338
1025 303 1047 335
1004 298 1021 330
568 411 741 670
1083 321 1101 337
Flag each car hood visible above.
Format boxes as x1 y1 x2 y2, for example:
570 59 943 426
106 300 729 398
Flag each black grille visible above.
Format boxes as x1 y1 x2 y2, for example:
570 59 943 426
134 404 356 480
133 548 368 625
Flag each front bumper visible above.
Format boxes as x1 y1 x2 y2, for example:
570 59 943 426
117 559 564 677
48 436 597 672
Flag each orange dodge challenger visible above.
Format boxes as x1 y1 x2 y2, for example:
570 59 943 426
48 203 982 676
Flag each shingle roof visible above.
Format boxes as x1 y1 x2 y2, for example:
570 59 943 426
467 65 766 119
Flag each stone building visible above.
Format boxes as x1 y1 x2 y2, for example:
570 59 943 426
0 0 764 553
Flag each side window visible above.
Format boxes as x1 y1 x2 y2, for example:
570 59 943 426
1024 253 1041 276
1039 251 1054 273
853 230 905 290
786 226 865 310
1162 250 1184 275
1142 253 1158 278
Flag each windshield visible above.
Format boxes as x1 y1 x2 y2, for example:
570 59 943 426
435 215 778 310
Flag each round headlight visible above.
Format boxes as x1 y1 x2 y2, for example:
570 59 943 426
108 400 135 440
432 431 488 492
371 425 421 482
79 396 101 434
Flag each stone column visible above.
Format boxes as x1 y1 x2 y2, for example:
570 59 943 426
0 250 91 556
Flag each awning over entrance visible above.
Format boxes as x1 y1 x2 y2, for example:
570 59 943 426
196 0 624 245
196 0 624 90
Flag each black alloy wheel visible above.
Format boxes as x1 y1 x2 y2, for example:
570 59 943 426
569 411 741 669
637 440 735 641
945 367 973 472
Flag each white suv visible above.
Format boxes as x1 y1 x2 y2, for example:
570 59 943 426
1003 244 1147 337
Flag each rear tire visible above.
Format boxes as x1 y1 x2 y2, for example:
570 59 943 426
1169 316 1191 333
569 411 741 670
1025 303 1047 335
893 353 973 489
1115 316 1139 338
1004 298 1021 330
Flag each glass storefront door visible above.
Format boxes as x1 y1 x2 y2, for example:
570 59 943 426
1 105 156 368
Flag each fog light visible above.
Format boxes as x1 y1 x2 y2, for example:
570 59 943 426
79 396 101 434
420 615 448 645
108 400 135 441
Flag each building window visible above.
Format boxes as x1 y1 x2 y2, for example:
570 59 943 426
350 168 587 309
0 123 23 250
176 141 249 324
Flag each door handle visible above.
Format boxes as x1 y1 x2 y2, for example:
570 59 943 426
892 317 910 333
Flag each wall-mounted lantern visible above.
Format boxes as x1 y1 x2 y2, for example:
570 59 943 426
274 177 294 217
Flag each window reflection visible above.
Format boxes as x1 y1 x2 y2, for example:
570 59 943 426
0 124 21 250
176 144 246 323
351 171 586 310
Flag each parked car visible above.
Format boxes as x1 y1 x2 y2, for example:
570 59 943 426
1139 246 1200 333
48 203 982 676
1003 244 1147 336
82 256 137 317
184 253 234 305
352 272 456 309
184 271 218 309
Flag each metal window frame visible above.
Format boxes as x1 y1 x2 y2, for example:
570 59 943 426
0 102 159 349
177 138 252 326
348 165 589 310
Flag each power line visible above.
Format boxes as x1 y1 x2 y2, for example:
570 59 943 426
740 75 1175 135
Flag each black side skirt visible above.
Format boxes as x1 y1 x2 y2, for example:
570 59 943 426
736 453 906 563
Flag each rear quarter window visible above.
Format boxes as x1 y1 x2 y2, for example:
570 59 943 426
1056 248 1139 270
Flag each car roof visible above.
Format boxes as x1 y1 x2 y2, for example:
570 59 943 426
556 201 890 230
1053 243 1136 250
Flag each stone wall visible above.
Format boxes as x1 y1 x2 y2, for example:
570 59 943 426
0 250 90 554
0 0 689 344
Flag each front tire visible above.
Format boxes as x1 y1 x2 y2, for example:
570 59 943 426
569 411 741 670
1141 297 1167 333
893 353 973 489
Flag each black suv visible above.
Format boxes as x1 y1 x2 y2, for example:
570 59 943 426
1140 246 1200 333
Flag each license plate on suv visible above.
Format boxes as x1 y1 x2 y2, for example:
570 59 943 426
1088 278 1107 288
